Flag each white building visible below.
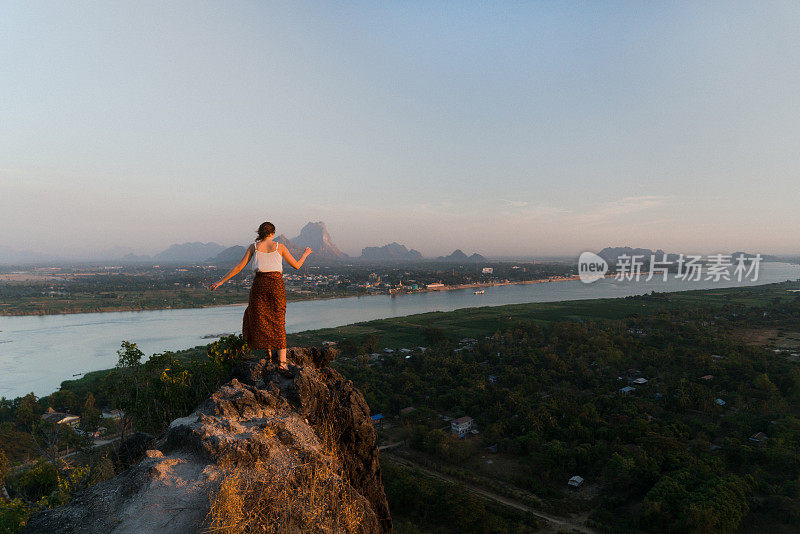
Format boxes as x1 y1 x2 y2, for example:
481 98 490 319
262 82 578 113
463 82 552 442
568 475 584 488
41 408 80 427
450 416 474 436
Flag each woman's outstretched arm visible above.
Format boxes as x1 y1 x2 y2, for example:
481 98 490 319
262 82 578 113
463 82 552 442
209 245 254 290
280 243 313 269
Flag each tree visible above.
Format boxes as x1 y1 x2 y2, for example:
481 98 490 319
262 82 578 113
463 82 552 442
13 394 40 430
422 327 445 346
361 334 380 353
106 341 145 440
337 338 359 355
79 393 101 436
28 419 80 471
0 449 9 484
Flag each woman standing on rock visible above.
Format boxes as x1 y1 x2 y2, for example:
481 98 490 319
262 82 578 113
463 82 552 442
209 222 312 371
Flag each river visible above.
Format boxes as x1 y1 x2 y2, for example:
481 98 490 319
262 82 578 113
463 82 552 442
1 262 799 398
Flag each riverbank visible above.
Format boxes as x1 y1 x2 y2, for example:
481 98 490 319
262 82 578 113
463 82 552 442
0 276 578 317
3 264 798 398
44 279 800 402
437 273 620 292
0 288 360 317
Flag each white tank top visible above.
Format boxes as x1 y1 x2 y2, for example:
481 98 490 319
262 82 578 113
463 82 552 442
251 241 283 273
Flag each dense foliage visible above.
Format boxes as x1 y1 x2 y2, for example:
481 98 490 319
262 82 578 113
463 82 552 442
383 461 542 533
105 337 243 436
2 285 800 533
334 292 800 532
0 336 246 532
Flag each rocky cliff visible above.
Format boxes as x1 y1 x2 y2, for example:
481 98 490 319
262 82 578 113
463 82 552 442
287 222 348 260
26 347 392 533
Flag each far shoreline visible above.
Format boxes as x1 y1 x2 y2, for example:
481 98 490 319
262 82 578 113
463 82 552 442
0 276 586 318
10 278 799 402
2 261 796 318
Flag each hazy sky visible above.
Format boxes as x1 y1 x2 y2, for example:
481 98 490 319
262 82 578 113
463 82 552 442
2 1 799 258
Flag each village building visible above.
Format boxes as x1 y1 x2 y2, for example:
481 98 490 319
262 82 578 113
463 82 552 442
450 416 474 436
568 475 584 488
40 407 80 427
101 409 124 420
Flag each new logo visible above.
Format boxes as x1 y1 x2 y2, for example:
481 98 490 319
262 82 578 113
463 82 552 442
578 252 608 283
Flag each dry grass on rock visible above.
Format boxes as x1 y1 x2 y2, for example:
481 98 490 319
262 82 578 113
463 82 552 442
207 425 366 534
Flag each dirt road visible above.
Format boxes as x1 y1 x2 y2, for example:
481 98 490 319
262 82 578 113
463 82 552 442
383 453 596 534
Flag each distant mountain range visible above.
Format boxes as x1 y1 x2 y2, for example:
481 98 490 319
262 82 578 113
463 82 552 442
116 242 226 264
435 249 487 263
154 242 226 263
208 221 352 265
0 220 484 265
360 242 423 261
207 223 487 265
1 234 784 266
207 245 249 265
597 246 678 265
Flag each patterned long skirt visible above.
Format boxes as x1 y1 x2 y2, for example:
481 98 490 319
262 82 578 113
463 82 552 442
242 272 286 350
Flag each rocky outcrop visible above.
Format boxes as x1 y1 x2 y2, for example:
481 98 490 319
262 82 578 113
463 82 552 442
26 347 392 533
287 221 348 260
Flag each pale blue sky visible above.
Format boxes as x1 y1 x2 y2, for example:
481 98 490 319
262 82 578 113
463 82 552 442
1 1 798 258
